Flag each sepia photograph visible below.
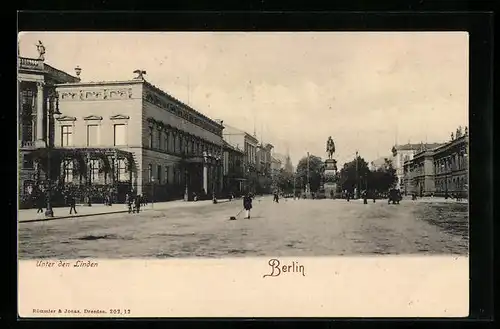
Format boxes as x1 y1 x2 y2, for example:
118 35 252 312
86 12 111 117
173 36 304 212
17 31 469 317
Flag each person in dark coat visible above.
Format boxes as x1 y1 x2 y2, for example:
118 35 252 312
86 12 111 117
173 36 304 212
134 195 141 213
36 193 45 213
68 194 77 214
126 193 133 213
243 193 253 219
273 191 279 203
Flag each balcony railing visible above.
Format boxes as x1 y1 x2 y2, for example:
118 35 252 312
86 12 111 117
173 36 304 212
19 140 36 148
18 57 44 71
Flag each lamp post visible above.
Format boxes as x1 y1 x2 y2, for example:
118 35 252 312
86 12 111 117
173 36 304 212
151 176 155 209
44 90 61 217
184 168 189 202
212 156 220 204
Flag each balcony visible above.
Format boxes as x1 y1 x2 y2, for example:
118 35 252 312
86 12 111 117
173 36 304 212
19 140 36 149
18 57 80 83
18 57 44 71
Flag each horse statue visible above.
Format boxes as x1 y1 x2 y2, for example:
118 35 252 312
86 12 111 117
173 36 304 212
326 136 336 159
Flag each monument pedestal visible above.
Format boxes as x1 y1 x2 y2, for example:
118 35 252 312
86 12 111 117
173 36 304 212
323 158 339 199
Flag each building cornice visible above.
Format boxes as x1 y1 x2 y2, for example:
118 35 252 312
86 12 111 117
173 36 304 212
143 81 224 131
55 80 143 87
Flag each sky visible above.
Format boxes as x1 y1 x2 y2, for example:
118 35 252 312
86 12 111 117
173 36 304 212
19 32 468 167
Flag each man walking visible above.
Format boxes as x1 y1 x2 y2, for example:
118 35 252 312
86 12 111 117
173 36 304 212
36 193 45 214
134 194 142 214
68 193 78 215
243 192 253 219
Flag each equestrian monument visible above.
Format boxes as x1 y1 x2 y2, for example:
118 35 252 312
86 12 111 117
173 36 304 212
323 136 339 199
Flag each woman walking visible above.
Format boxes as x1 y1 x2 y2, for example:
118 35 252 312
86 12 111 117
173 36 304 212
243 192 253 219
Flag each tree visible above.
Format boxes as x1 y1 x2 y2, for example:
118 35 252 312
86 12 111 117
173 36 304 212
339 156 371 192
339 156 397 194
275 168 294 193
369 158 397 192
296 155 323 193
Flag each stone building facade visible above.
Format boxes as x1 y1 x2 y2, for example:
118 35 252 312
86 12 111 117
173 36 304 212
391 142 444 191
52 76 225 202
222 124 259 192
403 128 468 197
18 56 81 202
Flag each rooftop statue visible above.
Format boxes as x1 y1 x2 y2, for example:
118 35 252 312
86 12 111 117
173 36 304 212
36 40 46 61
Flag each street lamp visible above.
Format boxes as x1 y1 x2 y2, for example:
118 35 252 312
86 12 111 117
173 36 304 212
212 156 220 204
184 168 189 202
44 91 61 217
151 176 155 208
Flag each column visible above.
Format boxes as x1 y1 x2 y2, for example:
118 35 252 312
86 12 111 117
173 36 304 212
18 80 23 143
35 81 45 147
203 164 208 193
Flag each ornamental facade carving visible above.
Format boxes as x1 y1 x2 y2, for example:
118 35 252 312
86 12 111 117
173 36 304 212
59 88 133 101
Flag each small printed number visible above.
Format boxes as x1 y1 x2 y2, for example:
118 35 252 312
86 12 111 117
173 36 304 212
110 309 131 315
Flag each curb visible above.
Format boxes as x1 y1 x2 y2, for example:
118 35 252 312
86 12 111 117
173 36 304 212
18 209 131 224
19 199 234 224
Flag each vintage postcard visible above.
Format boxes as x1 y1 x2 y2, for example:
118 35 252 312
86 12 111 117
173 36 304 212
17 31 469 318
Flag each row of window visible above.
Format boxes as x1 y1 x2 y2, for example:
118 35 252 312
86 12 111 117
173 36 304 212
435 177 467 191
244 142 257 164
434 153 467 174
60 124 127 147
145 164 183 185
147 126 221 157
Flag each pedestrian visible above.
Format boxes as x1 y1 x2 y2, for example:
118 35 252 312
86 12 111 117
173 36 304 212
134 194 141 213
372 190 376 203
273 191 279 203
243 192 253 219
36 193 44 214
68 194 77 215
362 190 368 204
126 194 133 213
346 191 350 202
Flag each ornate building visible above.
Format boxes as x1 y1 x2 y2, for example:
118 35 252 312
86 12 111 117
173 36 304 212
403 127 468 197
19 45 226 206
52 74 225 202
391 142 445 190
18 54 81 205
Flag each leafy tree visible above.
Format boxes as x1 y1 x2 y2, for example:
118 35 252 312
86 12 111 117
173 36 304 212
339 155 397 193
339 156 371 193
296 155 323 192
274 168 294 193
369 158 397 192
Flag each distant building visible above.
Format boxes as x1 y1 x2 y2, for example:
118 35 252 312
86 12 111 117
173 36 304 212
222 124 259 192
391 142 445 190
273 152 294 174
369 156 390 171
403 128 468 197
222 140 245 195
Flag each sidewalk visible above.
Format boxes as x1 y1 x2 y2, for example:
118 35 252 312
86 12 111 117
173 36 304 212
18 198 233 223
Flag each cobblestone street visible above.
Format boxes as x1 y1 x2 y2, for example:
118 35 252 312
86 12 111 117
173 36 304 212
18 196 468 259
